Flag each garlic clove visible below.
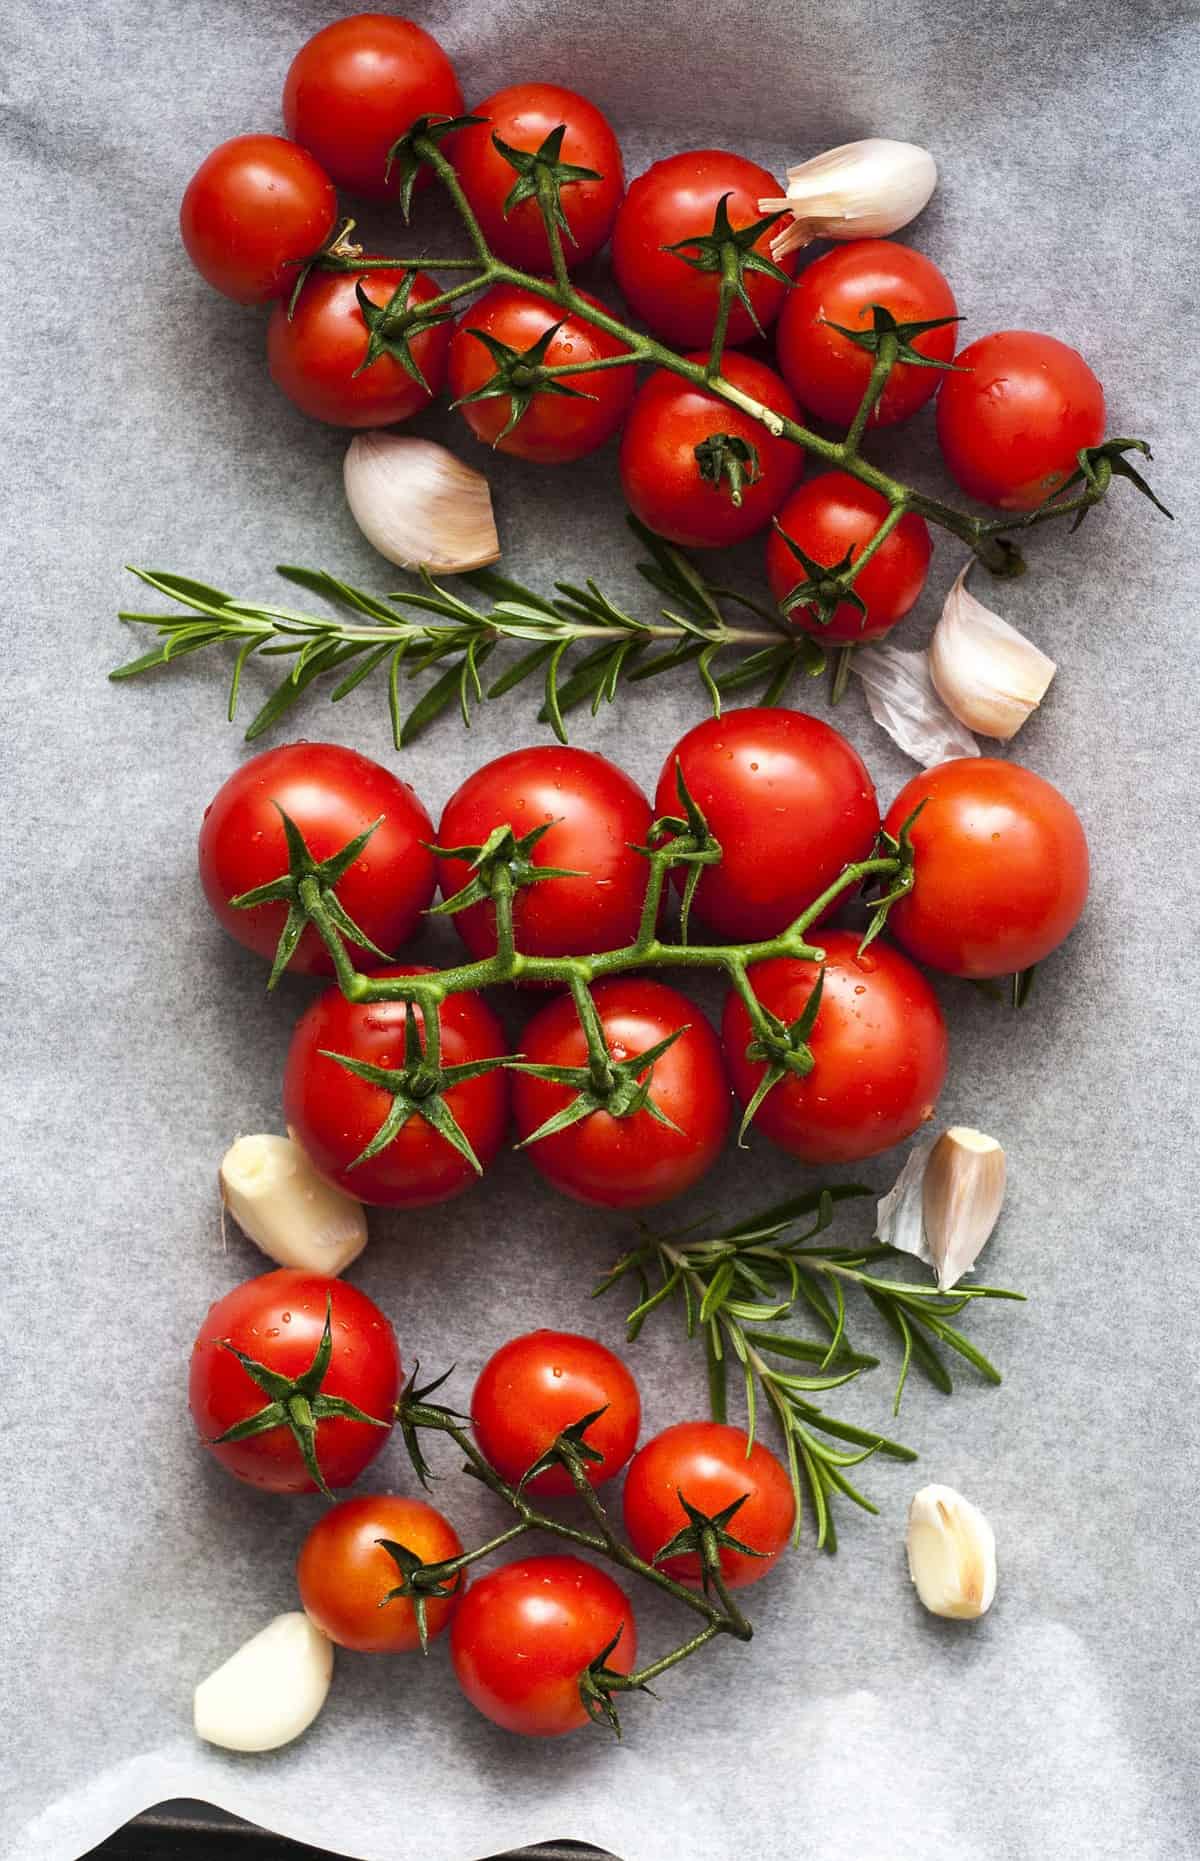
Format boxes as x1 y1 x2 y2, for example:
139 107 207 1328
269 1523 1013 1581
220 1133 367 1275
876 1126 1006 1290
929 564 1056 741
853 642 980 768
344 433 501 574
906 1484 997 1620
194 1612 334 1751
759 138 937 260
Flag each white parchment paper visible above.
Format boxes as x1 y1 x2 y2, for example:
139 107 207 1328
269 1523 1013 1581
3 1 1199 1856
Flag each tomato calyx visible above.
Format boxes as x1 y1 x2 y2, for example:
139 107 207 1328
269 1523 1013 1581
694 432 762 508
769 522 869 633
515 1405 609 1494
492 123 603 247
1037 435 1173 532
735 966 826 1146
385 113 486 219
510 1021 690 1146
351 270 456 390
229 805 391 988
859 803 924 953
661 192 791 339
821 301 964 372
578 1624 650 1739
428 819 583 917
652 1490 766 1592
642 759 723 943
375 1535 464 1654
395 1363 468 1489
450 319 598 443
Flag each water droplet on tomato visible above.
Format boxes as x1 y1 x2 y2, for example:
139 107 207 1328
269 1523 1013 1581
282 1312 291 1323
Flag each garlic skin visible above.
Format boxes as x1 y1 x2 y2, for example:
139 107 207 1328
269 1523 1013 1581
759 139 938 261
853 643 980 768
220 1133 367 1275
344 433 501 574
194 1613 334 1752
906 1484 997 1620
876 1126 1006 1290
930 565 1056 741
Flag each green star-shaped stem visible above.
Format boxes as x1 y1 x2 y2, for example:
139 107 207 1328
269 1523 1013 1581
509 1024 690 1148
394 1363 468 1490
858 802 926 954
651 1490 765 1592
577 1624 651 1739
451 317 598 443
426 819 583 916
736 966 826 1146
516 1404 609 1493
1042 435 1174 531
230 806 391 988
821 301 964 371
662 192 791 338
640 758 723 942
770 522 869 634
492 123 603 245
376 1535 464 1655
352 269 457 389
694 432 762 508
384 112 486 219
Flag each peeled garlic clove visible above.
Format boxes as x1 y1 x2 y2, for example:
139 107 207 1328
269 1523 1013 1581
220 1133 367 1275
929 565 1056 741
922 1127 1007 1291
760 138 937 260
906 1484 997 1620
853 642 980 767
344 433 501 574
194 1613 333 1751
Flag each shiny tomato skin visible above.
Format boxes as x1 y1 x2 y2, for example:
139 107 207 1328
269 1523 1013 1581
448 284 635 462
180 135 337 306
622 1421 794 1588
198 742 435 977
512 979 730 1209
435 745 652 962
883 757 1089 977
188 1270 399 1493
268 265 450 427
655 709 880 940
619 352 804 547
767 471 932 643
471 1331 641 1496
936 330 1106 510
611 150 797 348
775 239 958 428
297 1495 464 1652
722 934 948 1164
282 14 464 204
449 84 624 271
283 967 509 1207
450 1555 637 1736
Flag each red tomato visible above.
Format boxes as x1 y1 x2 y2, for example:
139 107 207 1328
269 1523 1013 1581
767 472 932 643
654 709 879 940
448 284 635 463
450 1555 637 1736
511 979 730 1209
619 352 804 547
188 1269 399 1493
435 745 652 962
883 757 1089 977
936 330 1106 511
282 14 463 204
283 967 510 1207
450 83 624 271
471 1332 641 1496
179 136 337 307
297 1494 463 1652
267 265 450 427
198 742 435 978
775 239 958 428
722 933 948 1164
611 150 797 349
622 1421 794 1588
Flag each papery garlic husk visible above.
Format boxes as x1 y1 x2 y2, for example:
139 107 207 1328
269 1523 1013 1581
929 565 1056 741
853 643 980 768
194 1613 334 1751
759 138 937 261
906 1484 997 1620
344 433 501 573
876 1126 1006 1290
220 1133 367 1275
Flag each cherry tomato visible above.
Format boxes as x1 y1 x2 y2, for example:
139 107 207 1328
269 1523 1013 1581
471 1332 641 1496
297 1494 463 1652
619 352 804 548
775 239 958 428
267 265 450 427
284 967 509 1207
511 979 729 1209
883 757 1089 977
435 745 653 962
936 330 1105 511
654 709 879 940
450 1555 637 1736
622 1421 794 1588
767 471 932 644
198 742 435 978
447 284 635 463
721 933 948 1164
188 1269 399 1493
450 83 624 271
282 14 464 204
179 136 337 307
611 150 797 349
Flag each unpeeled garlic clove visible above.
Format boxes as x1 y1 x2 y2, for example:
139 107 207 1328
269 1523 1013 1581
194 1612 334 1751
876 1126 1006 1290
853 642 981 768
906 1484 997 1619
220 1133 367 1275
929 565 1056 741
343 433 501 573
759 138 937 261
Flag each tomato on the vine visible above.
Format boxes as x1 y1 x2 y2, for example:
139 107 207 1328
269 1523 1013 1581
721 933 948 1164
450 1555 637 1736
774 239 958 428
180 136 337 307
767 471 932 643
268 265 450 427
297 1495 464 1652
471 1331 640 1495
654 709 879 940
883 757 1089 977
622 1421 794 1588
936 329 1106 511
